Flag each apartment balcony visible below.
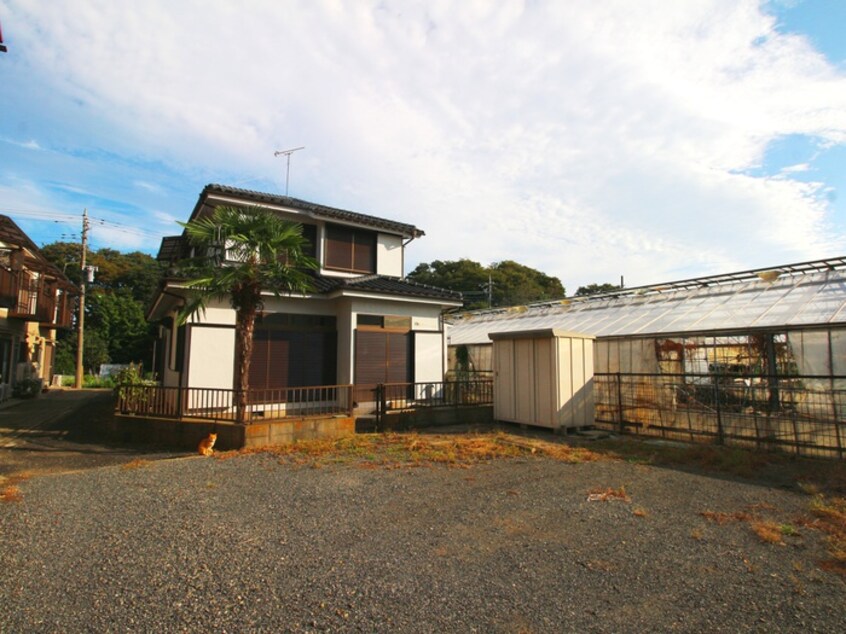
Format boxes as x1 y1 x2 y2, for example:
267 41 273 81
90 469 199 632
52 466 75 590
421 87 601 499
0 268 76 328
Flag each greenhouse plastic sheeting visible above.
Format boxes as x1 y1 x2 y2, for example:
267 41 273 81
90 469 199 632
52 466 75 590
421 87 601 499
447 270 846 345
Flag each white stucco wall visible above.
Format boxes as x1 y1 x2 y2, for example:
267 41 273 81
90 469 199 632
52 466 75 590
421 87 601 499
376 233 404 277
185 302 237 326
260 295 335 316
187 325 236 389
414 331 445 383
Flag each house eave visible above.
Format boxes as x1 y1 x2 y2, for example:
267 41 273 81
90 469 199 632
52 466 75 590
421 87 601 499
324 288 463 307
191 184 424 239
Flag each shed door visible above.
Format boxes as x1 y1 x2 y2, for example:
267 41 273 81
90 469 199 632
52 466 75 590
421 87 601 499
354 330 411 402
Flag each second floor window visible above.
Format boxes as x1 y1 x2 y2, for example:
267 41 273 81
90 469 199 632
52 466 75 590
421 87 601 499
325 224 376 273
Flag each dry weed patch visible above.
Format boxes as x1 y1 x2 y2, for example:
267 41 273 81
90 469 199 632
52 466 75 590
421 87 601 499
121 458 149 470
701 507 796 546
590 438 846 493
700 510 753 525
594 440 786 479
229 432 606 468
587 486 630 502
702 496 846 575
806 494 846 576
1 485 23 503
0 472 32 503
751 520 786 545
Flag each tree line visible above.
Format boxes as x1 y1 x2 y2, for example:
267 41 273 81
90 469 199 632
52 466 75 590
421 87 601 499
407 259 622 309
40 243 162 375
40 240 621 375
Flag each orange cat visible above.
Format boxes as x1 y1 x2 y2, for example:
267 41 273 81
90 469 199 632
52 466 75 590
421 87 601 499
198 433 217 456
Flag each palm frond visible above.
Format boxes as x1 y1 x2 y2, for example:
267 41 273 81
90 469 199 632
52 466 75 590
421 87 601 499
173 204 317 318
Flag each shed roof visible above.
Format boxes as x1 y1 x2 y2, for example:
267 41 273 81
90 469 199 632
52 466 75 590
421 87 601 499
488 328 595 341
447 258 846 345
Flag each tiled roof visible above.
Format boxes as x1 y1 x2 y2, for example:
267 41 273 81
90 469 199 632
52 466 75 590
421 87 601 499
197 184 424 238
0 215 76 289
156 235 189 262
315 273 462 302
158 271 461 304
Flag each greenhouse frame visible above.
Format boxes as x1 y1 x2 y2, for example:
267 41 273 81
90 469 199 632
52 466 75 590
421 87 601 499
447 257 846 458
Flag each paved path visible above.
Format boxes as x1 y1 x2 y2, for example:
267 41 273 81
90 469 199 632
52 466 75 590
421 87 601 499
0 389 176 479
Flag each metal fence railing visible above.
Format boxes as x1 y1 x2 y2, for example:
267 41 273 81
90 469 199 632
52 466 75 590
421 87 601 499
594 372 846 459
115 384 354 424
376 380 493 419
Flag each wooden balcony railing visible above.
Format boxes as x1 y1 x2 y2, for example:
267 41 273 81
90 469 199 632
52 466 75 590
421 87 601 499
0 268 75 327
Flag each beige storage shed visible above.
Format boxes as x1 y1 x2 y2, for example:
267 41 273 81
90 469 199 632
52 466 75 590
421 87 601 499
490 329 595 430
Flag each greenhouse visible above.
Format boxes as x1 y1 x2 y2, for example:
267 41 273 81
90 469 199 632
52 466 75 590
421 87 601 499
446 257 846 458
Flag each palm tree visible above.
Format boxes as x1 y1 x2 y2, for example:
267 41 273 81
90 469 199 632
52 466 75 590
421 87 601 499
176 205 317 422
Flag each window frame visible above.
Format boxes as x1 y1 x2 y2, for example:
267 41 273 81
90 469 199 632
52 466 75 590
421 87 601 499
324 223 377 274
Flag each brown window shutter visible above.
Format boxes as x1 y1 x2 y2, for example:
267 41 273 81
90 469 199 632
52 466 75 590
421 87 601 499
265 330 290 389
355 330 411 386
325 224 376 273
249 329 270 388
355 330 388 386
386 332 411 383
353 231 376 273
325 225 352 270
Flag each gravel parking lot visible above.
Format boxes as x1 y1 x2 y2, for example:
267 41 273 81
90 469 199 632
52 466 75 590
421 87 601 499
1 442 844 633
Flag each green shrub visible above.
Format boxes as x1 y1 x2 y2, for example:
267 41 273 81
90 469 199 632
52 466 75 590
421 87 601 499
13 378 43 399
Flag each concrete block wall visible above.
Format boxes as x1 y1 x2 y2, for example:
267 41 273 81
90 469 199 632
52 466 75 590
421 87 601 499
111 414 355 451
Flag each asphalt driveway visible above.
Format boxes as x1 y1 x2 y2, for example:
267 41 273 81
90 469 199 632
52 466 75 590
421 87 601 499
0 389 175 480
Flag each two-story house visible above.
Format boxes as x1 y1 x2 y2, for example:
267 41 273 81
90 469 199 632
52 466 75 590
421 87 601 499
149 184 462 408
0 215 77 399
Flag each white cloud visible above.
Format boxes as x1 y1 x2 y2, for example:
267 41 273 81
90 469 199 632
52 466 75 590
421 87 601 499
779 163 811 174
1 137 42 151
133 180 163 194
3 0 846 290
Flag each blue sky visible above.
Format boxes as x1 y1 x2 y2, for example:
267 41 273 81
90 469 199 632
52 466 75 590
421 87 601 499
1 0 845 292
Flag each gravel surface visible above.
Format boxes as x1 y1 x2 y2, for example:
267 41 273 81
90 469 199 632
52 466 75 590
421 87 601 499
1 451 844 633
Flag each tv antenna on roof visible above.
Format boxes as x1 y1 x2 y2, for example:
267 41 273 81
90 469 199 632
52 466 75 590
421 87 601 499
274 146 305 196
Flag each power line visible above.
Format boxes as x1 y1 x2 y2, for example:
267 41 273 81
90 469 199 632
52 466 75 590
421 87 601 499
89 216 163 239
2 208 166 238
1 208 80 222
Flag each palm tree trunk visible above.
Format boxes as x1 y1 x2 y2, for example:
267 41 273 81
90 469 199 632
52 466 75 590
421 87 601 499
235 305 256 423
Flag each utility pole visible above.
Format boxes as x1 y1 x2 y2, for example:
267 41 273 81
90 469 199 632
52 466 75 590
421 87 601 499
74 209 89 389
487 273 493 308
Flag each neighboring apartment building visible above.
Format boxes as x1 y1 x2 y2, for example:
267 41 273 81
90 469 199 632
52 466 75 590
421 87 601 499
0 216 76 399
149 184 462 405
